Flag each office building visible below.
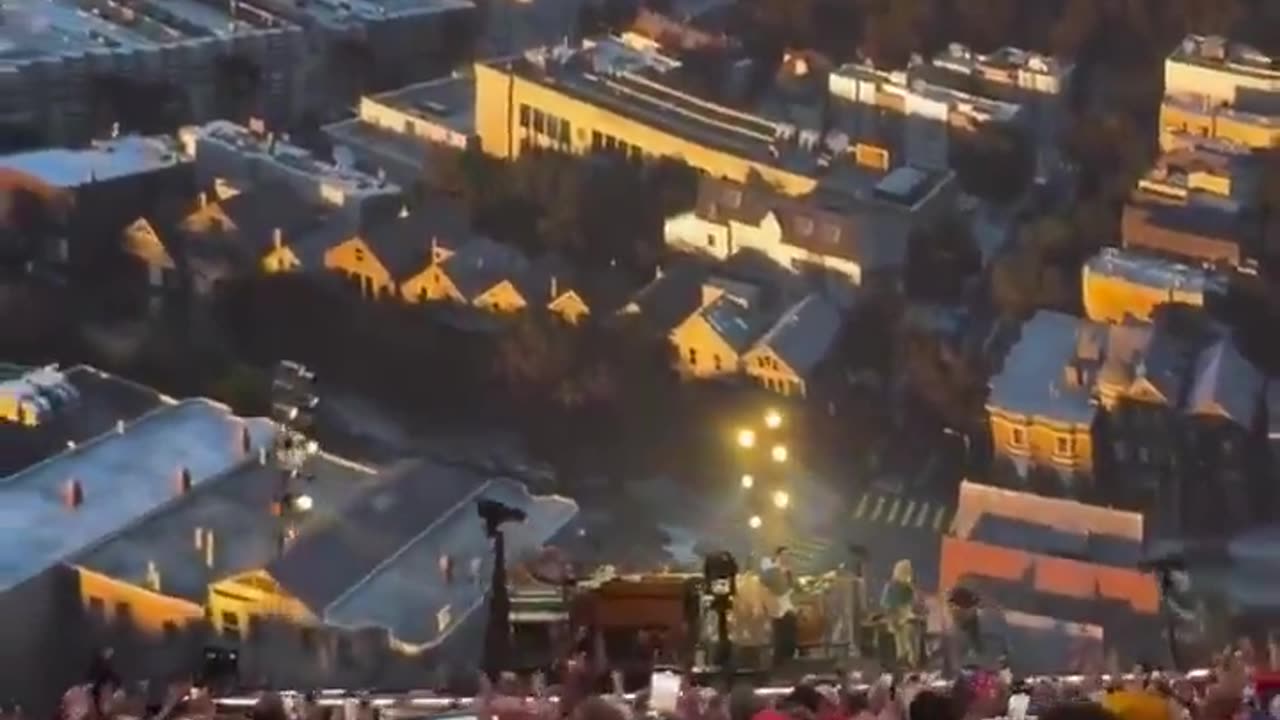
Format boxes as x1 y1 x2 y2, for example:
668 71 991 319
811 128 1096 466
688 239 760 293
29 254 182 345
180 120 403 230
0 0 307 143
473 38 831 196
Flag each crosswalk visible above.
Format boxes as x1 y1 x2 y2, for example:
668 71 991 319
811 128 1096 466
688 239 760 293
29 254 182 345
851 491 953 532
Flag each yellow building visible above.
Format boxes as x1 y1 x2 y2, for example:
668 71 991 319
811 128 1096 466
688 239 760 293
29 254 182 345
74 566 206 636
1159 96 1280 150
669 295 762 379
1081 248 1216 324
741 295 842 398
472 43 819 196
986 311 1098 476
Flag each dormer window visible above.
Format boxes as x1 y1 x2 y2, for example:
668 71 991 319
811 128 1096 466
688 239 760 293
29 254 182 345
724 189 742 208
795 217 814 236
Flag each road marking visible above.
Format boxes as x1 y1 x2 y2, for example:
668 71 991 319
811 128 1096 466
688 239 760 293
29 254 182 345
853 492 870 520
915 502 930 528
869 495 885 522
901 500 916 527
933 506 947 532
885 498 901 525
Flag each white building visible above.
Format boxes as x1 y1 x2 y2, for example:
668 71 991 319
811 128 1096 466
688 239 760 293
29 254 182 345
665 167 955 292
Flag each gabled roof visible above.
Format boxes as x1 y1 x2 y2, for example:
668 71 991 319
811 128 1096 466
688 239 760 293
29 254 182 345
691 295 770 353
264 460 484 614
211 182 332 256
954 481 1145 543
359 199 472 281
442 237 530 300
624 263 709 333
748 294 842 377
1186 336 1265 425
987 311 1097 425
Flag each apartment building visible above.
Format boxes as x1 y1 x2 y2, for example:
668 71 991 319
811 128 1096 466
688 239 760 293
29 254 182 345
0 0 308 144
180 120 402 230
473 39 831 196
828 61 1025 171
927 43 1075 178
1160 35 1280 149
1122 159 1263 269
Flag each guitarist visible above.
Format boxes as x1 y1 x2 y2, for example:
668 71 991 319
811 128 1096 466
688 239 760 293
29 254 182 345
761 546 798 666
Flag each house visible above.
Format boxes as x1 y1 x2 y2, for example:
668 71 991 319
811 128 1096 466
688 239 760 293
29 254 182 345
669 291 770 379
179 184 342 295
741 294 843 398
664 172 951 290
325 202 468 300
986 311 1100 479
620 264 712 335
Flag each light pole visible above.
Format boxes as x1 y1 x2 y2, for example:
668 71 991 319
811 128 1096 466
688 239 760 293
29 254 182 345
734 409 791 551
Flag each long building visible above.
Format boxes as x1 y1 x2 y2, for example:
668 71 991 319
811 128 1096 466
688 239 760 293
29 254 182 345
1160 35 1280 150
474 39 831 196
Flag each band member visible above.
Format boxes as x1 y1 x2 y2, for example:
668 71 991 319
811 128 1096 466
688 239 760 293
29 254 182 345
944 586 1010 673
881 559 919 669
761 546 798 665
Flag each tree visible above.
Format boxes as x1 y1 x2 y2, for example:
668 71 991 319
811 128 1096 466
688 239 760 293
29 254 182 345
213 54 263 123
950 126 1034 205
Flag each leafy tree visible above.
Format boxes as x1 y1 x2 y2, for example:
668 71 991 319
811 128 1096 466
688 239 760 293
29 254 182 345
949 126 1034 205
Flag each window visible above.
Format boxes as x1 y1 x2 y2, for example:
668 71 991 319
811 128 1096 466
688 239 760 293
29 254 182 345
519 104 531 128
795 217 815 236
1114 441 1127 461
403 119 413 135
707 234 716 248
88 596 105 619
592 130 603 151
546 115 559 139
1010 427 1027 448
713 354 722 371
559 119 571 144
115 602 132 624
248 614 264 643
162 622 179 642
1055 435 1072 456
532 109 545 134
353 247 365 263
221 611 240 630
300 627 317 653
724 189 742 208
687 347 697 365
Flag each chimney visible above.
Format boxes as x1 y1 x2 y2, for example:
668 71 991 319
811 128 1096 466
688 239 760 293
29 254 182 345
198 192 207 209
116 419 125 434
63 478 84 509
205 531 215 569
654 264 664 280
177 466 193 495
398 204 409 219
145 561 162 593
194 527 205 551
549 275 558 300
272 227 283 250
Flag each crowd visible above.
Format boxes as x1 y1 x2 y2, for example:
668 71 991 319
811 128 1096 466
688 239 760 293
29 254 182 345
31 644 1280 720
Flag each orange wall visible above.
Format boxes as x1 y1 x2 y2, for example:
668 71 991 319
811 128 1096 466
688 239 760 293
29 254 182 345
74 566 204 635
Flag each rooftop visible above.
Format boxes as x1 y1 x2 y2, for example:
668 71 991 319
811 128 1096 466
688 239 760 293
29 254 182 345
324 478 578 647
987 310 1097 426
185 120 401 197
933 43 1074 82
0 399 275 592
1162 93 1280 128
282 0 471 27
829 62 1024 123
0 135 187 189
1169 35 1280 80
0 0 289 64
752 294 843 376
365 73 477 136
698 295 768 353
1084 247 1224 297
0 366 165 477
491 45 820 175
73 452 380 603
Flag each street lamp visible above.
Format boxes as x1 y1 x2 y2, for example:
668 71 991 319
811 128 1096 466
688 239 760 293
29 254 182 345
764 409 783 430
737 428 757 449
292 494 314 512
740 474 754 489
771 444 788 463
748 514 763 529
772 490 790 510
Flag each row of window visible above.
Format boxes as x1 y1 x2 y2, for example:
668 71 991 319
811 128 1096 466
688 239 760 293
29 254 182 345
590 130 643 162
1008 426 1076 456
518 104 572 146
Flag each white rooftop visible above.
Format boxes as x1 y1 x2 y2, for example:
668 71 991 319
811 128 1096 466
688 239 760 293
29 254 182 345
0 135 187 188
294 0 471 26
0 399 276 592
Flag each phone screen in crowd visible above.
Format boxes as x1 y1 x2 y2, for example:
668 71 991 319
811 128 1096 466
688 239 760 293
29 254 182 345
650 670 682 716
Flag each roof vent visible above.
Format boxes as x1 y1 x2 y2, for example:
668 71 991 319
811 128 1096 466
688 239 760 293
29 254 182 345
116 419 125 434
177 467 193 495
145 561 162 593
63 478 84 509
